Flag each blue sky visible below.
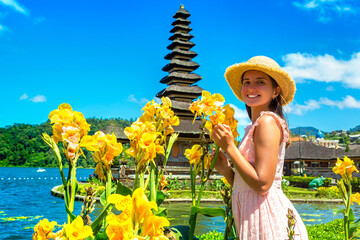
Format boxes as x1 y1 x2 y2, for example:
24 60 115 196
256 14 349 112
1 0 360 135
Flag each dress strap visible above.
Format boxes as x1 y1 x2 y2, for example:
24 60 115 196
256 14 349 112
247 111 289 143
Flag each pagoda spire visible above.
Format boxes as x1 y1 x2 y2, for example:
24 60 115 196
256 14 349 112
156 5 203 119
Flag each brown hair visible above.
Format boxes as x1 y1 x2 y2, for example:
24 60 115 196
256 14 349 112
242 74 292 147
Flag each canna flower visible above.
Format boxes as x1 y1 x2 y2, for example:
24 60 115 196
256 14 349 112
106 188 168 240
333 156 358 179
47 103 91 161
185 144 203 166
63 216 93 240
141 214 170 239
49 103 90 144
350 192 360 205
221 177 231 187
81 131 123 181
189 91 225 122
33 218 57 240
158 175 168 190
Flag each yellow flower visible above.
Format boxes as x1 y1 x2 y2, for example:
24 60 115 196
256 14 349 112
333 156 358 178
33 218 57 240
351 192 360 205
49 103 90 144
221 177 230 187
63 216 93 240
158 175 168 190
184 144 203 166
204 153 212 170
141 214 170 238
108 194 132 214
223 104 239 140
142 100 157 118
106 188 167 240
132 188 158 224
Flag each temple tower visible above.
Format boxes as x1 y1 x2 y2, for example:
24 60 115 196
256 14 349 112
157 5 205 166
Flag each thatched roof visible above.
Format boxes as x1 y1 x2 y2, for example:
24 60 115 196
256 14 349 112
156 85 203 99
167 40 195 50
162 59 199 72
164 49 197 60
172 18 191 26
170 24 192 33
169 32 194 41
347 147 360 158
285 141 345 160
160 72 202 84
173 6 190 19
101 124 129 143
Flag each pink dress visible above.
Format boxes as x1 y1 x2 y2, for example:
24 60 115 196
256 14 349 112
232 111 308 240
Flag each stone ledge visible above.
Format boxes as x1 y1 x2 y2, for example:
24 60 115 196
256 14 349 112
51 186 343 204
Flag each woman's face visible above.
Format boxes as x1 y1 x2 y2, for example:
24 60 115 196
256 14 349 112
241 70 280 110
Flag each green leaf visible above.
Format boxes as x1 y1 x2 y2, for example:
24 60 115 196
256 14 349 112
190 206 226 219
91 203 112 236
93 232 109 240
156 190 169 207
349 208 356 222
65 204 76 222
155 207 168 218
333 208 344 216
170 225 189 240
100 191 107 207
115 181 132 196
349 218 360 238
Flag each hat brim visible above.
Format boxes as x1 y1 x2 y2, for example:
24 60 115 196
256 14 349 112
224 63 296 106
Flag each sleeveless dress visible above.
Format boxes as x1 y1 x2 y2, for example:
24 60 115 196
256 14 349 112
232 111 308 240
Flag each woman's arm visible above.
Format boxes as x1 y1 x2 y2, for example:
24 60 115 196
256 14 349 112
214 150 235 187
211 115 281 195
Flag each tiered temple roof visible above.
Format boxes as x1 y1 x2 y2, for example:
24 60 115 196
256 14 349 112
157 5 204 138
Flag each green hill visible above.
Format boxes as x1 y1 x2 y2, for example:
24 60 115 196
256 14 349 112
0 117 133 168
290 126 322 136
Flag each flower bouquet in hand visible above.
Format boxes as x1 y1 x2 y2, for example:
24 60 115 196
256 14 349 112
187 90 239 240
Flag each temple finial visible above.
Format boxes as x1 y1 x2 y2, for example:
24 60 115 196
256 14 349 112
180 4 184 9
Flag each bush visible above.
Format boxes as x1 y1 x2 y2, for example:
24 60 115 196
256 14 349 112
306 219 343 240
197 230 224 240
315 186 341 199
283 176 331 188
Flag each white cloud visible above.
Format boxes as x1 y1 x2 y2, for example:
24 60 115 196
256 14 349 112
287 95 360 115
229 104 250 126
127 94 149 105
0 0 28 15
282 52 360 89
19 93 28 100
29 95 46 103
293 0 357 22
326 86 335 91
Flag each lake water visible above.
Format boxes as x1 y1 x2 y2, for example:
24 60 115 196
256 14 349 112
0 167 349 239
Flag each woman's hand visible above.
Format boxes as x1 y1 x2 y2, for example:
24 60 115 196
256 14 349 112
212 147 234 186
211 124 235 152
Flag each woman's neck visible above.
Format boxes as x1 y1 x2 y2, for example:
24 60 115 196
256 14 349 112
251 106 271 123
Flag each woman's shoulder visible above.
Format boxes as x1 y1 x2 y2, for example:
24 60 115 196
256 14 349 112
253 111 289 143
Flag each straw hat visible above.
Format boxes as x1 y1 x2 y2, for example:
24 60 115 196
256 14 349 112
224 56 296 106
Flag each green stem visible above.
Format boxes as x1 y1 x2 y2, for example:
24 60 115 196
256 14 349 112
345 179 352 240
104 169 112 228
133 168 139 191
190 165 196 206
196 180 206 207
68 162 77 223
149 161 156 202
189 212 198 240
